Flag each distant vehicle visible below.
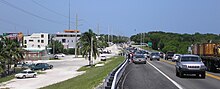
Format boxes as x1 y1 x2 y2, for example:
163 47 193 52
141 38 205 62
133 54 146 64
54 55 58 59
175 55 206 78
192 43 220 72
150 52 160 61
55 53 66 57
100 55 107 61
15 70 37 79
165 52 175 60
172 54 181 62
30 63 53 71
159 52 164 58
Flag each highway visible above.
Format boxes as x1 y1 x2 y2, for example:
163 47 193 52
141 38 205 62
120 59 220 89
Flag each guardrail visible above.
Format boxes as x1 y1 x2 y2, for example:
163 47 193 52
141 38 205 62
103 57 128 89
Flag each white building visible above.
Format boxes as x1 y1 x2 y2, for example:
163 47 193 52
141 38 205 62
23 33 50 48
54 30 81 49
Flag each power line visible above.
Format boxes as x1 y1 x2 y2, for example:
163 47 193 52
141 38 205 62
31 0 69 19
0 0 68 26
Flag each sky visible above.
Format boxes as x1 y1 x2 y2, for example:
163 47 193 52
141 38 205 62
0 0 220 37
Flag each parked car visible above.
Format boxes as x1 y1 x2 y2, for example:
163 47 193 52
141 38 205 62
30 63 53 70
15 70 37 79
100 55 107 61
55 53 66 57
54 55 58 59
133 54 146 64
165 52 175 60
172 54 181 62
150 52 160 61
175 54 206 78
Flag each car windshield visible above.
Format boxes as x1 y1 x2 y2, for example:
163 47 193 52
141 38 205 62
21 71 27 73
134 55 145 58
181 56 201 62
151 53 159 56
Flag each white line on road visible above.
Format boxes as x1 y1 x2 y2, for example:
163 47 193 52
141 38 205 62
147 61 184 89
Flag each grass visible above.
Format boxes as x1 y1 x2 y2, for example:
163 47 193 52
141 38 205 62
41 56 125 89
49 58 61 60
0 74 15 83
37 71 47 74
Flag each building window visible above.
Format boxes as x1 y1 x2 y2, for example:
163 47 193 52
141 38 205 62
62 39 66 43
72 40 73 42
41 40 44 43
38 40 40 43
67 40 69 42
24 40 27 44
24 45 27 48
38 45 40 48
41 34 44 38
29 40 33 42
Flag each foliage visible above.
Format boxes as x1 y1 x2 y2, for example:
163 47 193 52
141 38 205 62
48 40 64 54
41 56 125 89
131 31 220 54
78 29 99 65
0 74 15 83
0 37 24 75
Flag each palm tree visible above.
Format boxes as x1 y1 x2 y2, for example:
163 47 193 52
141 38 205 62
78 29 99 65
0 37 24 75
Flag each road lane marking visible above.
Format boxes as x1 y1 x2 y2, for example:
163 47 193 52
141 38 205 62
161 59 220 81
147 61 183 89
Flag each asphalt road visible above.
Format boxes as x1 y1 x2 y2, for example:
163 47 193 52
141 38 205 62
121 59 220 89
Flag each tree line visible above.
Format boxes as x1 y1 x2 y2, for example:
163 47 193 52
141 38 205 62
130 31 220 54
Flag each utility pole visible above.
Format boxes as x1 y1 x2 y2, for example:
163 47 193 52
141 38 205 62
68 0 71 30
97 24 99 36
75 14 78 58
108 26 110 42
90 37 93 65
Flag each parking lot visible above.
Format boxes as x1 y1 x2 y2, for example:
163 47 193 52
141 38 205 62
0 54 115 89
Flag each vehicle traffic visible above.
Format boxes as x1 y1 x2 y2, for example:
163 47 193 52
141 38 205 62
172 54 181 62
150 52 160 61
175 54 206 78
133 54 146 64
165 51 175 60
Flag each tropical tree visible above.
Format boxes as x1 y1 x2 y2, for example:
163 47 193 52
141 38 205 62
48 40 64 54
0 37 24 75
78 29 99 65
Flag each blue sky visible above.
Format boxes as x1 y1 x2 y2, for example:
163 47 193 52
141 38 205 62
0 0 220 36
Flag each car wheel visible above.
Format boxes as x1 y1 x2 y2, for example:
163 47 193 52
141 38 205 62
201 72 206 79
41 68 45 71
176 70 179 77
179 71 183 78
150 59 152 61
22 75 26 79
33 74 36 78
157 59 160 61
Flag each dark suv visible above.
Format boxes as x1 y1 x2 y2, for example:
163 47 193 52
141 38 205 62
165 52 175 60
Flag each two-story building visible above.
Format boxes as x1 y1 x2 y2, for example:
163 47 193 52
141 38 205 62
23 33 50 60
53 30 81 49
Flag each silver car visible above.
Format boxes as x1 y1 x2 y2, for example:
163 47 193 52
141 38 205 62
133 54 146 64
175 55 206 78
150 52 160 61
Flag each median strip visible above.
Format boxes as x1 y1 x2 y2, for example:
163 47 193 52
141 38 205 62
161 59 220 81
